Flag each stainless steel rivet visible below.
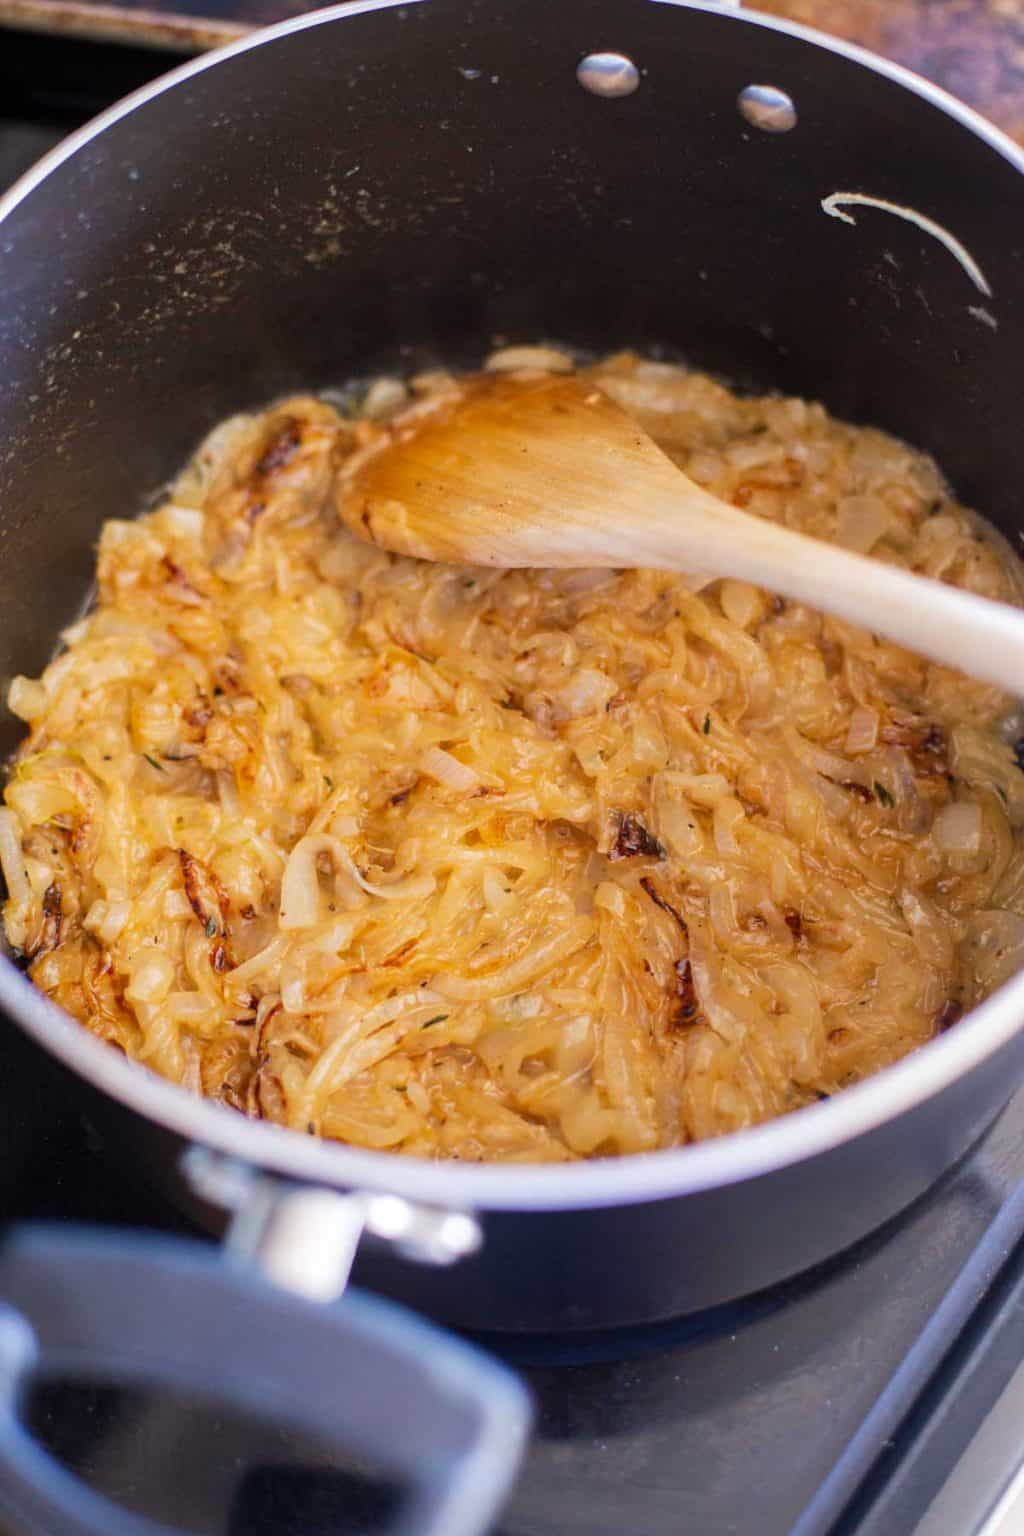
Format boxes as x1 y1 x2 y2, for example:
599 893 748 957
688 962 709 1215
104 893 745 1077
737 83 798 133
577 52 640 99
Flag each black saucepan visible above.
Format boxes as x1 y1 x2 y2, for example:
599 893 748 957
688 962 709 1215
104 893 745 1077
2 1 1024 1529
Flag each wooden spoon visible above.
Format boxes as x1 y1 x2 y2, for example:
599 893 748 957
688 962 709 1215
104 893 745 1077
336 372 1024 695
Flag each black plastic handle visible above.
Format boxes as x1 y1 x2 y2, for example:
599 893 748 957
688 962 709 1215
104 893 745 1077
0 1224 530 1536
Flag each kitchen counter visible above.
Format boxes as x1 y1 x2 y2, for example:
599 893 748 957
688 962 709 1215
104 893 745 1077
0 0 1022 144
759 0 1024 143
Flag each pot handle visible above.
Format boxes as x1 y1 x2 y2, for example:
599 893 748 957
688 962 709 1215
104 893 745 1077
0 1224 530 1536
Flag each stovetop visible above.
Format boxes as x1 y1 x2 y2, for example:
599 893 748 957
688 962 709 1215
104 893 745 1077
7 1006 1024 1536
5 30 1024 1536
7 1022 1024 1536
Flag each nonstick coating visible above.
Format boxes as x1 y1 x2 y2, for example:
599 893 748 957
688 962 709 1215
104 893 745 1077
2 0 1024 1328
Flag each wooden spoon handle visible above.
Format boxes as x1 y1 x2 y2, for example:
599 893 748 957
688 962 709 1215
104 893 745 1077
338 370 1024 696
732 522 1024 696
601 484 1024 697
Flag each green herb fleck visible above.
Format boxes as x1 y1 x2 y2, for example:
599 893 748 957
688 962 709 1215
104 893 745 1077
996 785 1009 808
204 916 218 938
213 686 224 697
874 781 895 808
143 753 165 773
703 714 711 735
423 1014 449 1028
325 775 334 790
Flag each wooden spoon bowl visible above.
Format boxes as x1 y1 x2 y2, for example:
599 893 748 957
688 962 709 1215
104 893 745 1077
336 371 1024 696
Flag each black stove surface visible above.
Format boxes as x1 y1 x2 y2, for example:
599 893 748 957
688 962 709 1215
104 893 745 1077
5 34 1024 1536
5 1002 1024 1536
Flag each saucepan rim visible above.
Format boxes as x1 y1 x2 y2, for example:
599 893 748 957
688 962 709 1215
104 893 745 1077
2 0 1024 1213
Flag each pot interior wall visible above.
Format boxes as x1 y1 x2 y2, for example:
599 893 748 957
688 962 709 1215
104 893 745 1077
2 0 1023 769
3 0 1024 1330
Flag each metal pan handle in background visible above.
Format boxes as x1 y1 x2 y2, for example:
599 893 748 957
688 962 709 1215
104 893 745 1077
0 1225 530 1536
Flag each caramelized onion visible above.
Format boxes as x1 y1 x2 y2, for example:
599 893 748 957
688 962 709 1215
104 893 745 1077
420 746 481 792
933 801 983 854
845 706 879 755
6 355 1024 1162
0 809 29 912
